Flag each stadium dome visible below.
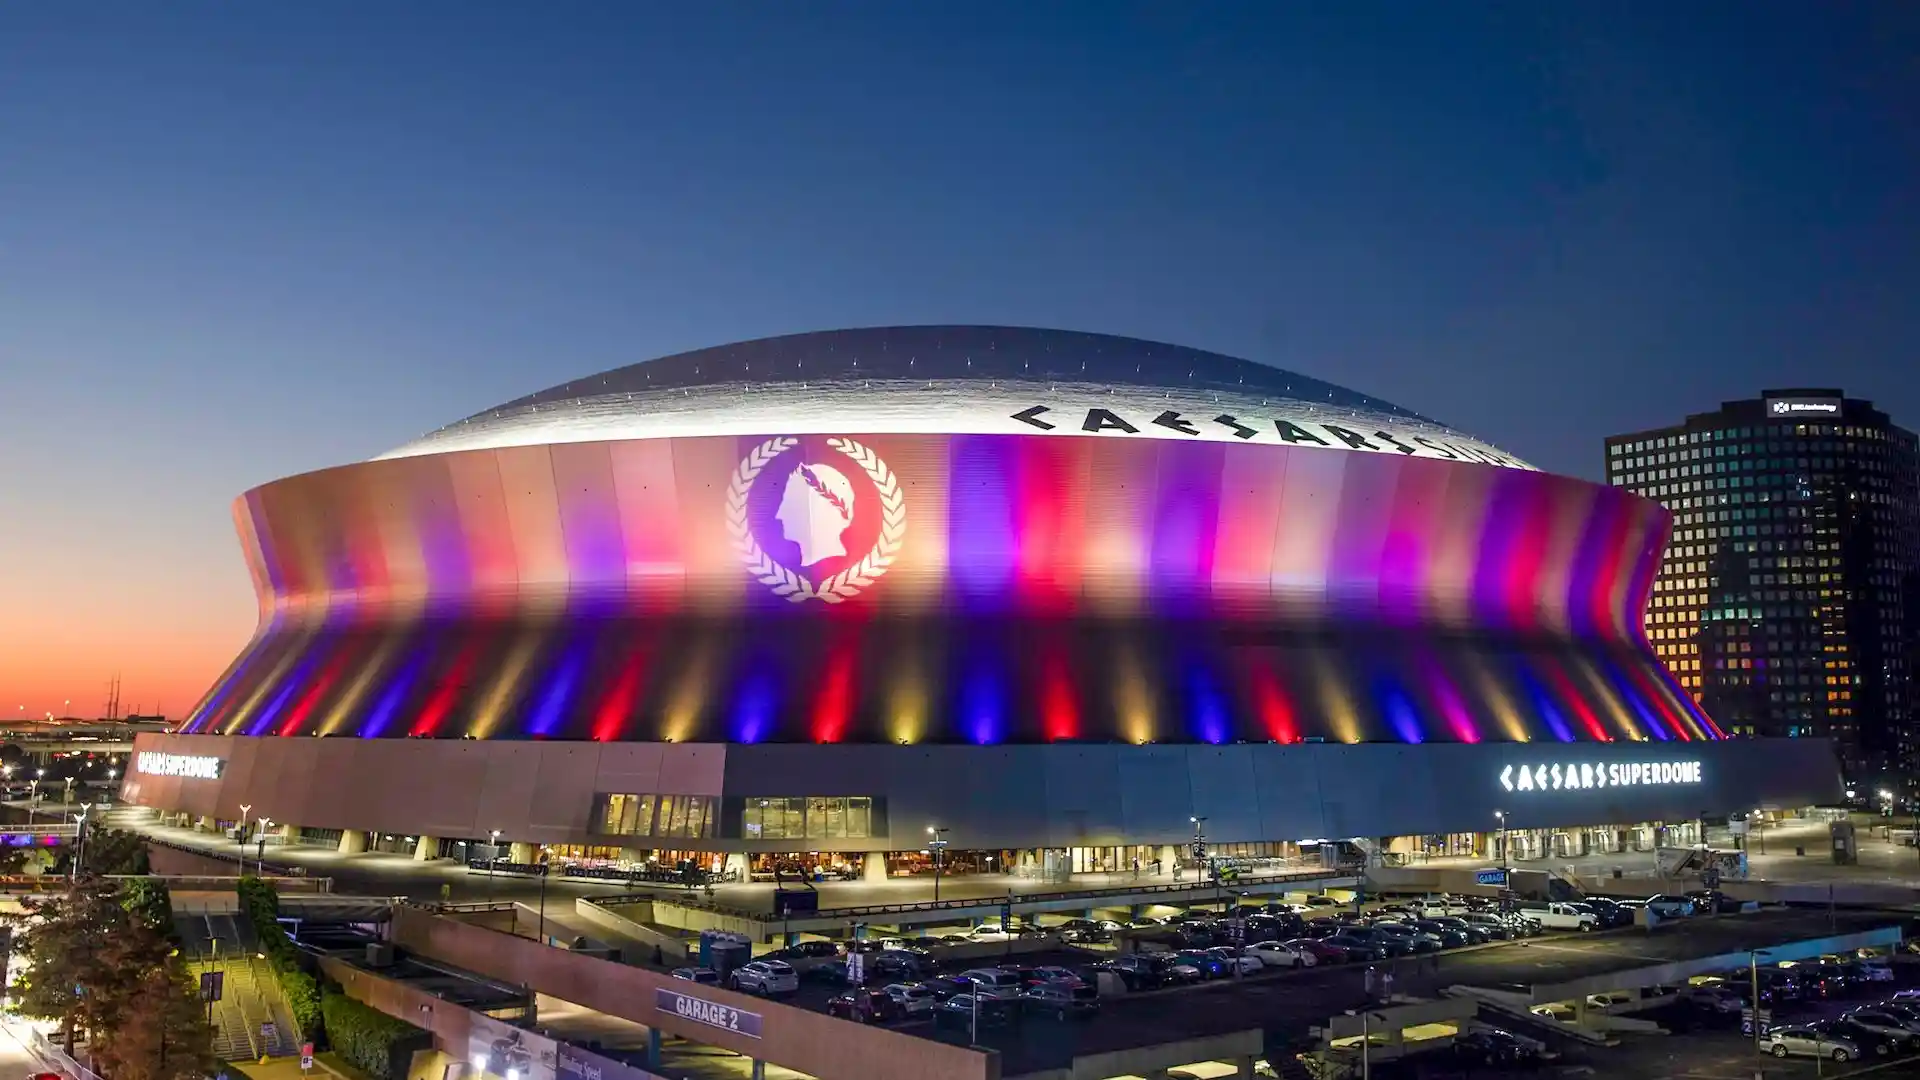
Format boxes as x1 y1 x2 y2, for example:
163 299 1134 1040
381 326 1531 469
182 326 1715 747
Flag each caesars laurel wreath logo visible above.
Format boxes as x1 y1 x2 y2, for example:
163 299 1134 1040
726 436 906 603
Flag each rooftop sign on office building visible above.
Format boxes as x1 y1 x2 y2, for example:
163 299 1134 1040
1765 396 1842 417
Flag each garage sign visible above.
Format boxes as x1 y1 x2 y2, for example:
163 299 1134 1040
654 988 763 1039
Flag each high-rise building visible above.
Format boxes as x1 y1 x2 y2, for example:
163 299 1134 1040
1605 389 1919 790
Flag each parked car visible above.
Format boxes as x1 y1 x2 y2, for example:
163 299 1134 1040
1682 985 1746 1014
1460 913 1515 940
1204 947 1264 976
1022 982 1099 1020
1245 941 1313 968
1304 895 1344 908
1828 1017 1904 1056
1407 897 1469 917
1859 959 1897 983
1373 923 1443 953
959 968 1028 998
1285 937 1352 965
1325 933 1387 961
880 982 938 1016
1450 1027 1551 1066
1840 1008 1920 1049
1644 894 1696 919
828 989 904 1024
1023 966 1087 988
1765 1025 1858 1062
934 993 1018 1029
920 976 974 1001
1175 950 1232 979
1426 916 1488 944
670 967 721 985
1095 955 1164 992
1411 920 1471 948
728 960 799 996
1521 903 1599 931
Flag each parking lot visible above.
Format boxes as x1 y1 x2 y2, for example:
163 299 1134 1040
693 903 1916 1077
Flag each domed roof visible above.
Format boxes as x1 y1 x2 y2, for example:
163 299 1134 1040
381 326 1530 469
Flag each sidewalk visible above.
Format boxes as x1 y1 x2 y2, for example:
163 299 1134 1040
126 812 1289 912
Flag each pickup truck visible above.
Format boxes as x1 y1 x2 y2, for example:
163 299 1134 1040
1522 903 1599 931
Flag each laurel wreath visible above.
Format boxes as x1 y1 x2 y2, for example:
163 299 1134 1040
725 436 906 603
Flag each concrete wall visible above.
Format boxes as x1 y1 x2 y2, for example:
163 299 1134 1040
125 732 1841 852
387 905 997 1080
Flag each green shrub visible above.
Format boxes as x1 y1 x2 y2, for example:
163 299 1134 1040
238 876 321 1038
321 988 428 1080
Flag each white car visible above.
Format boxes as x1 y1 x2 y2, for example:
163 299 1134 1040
1529 1003 1576 1024
966 925 1014 942
728 960 798 996
1244 941 1313 968
1644 894 1696 918
1766 1025 1859 1062
1523 903 1600 931
880 982 937 1015
1205 947 1264 976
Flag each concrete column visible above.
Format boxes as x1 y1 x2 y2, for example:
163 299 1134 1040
196 816 217 832
414 835 440 861
277 823 298 843
1157 844 1178 872
723 852 748 881
509 841 538 864
1235 1055 1256 1079
750 1061 765 1080
863 852 889 882
337 830 368 856
646 1028 662 1070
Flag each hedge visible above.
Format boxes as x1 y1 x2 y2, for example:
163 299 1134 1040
322 988 429 1080
237 875 323 1037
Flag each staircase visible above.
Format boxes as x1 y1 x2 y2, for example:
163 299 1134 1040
177 909 299 1060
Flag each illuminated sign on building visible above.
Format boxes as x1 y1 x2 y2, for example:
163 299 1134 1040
1499 760 1701 793
1766 397 1842 417
653 988 762 1039
136 752 225 780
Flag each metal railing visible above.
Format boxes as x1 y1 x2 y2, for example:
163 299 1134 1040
2 1017 107 1080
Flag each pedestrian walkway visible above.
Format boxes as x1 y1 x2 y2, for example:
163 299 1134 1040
125 809 1321 913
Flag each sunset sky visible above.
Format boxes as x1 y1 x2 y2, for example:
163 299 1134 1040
2 4 1915 721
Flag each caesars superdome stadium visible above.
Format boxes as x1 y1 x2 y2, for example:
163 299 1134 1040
126 326 1838 877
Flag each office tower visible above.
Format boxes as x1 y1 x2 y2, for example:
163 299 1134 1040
1606 389 1919 789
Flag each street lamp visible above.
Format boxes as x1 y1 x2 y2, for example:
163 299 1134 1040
473 1055 488 1079
26 777 40 826
1494 810 1510 912
927 826 950 903
72 803 93 881
238 804 253 874
257 817 275 876
487 830 502 904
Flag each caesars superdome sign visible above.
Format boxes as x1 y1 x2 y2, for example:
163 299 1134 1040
1501 760 1703 793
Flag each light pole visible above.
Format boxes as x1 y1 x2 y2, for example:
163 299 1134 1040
62 776 74 808
1494 810 1510 912
72 803 93 881
26 778 39 826
257 817 274 876
1189 815 1209 903
104 767 116 805
928 826 950 903
1749 948 1772 1052
537 851 550 944
238 803 253 874
1360 1009 1386 1080
487 830 502 904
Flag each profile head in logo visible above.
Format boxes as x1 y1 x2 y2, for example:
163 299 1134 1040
776 461 857 567
729 435 907 603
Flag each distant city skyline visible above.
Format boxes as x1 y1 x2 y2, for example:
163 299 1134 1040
3 3 1916 717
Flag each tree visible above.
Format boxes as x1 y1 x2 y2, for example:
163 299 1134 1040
10 877 212 1077
120 877 174 931
78 827 151 876
89 959 218 1080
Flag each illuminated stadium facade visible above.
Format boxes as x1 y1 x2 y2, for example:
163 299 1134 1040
126 327 1838 876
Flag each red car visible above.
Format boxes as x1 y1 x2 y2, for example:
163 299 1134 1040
1286 937 1353 964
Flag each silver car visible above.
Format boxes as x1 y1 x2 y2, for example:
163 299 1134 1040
1766 1025 1860 1062
728 960 799 996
